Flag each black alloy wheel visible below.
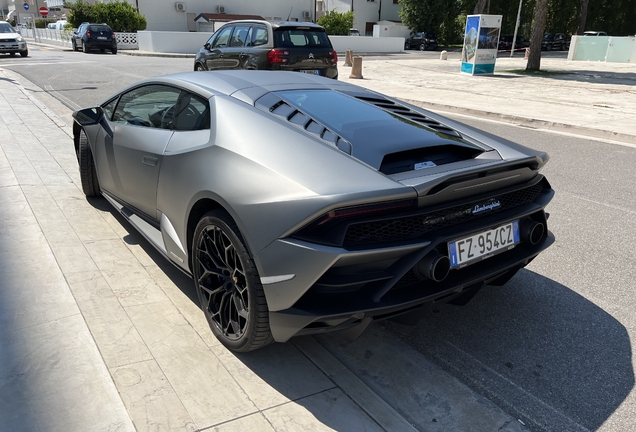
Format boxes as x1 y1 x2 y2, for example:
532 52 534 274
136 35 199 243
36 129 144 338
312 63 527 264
193 210 272 352
195 63 205 71
78 129 100 197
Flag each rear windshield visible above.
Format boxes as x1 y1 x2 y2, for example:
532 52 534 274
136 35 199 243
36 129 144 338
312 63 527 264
276 90 441 142
89 25 111 32
274 28 331 48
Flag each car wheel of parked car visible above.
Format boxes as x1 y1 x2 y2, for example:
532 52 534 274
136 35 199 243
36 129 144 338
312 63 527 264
72 40 77 51
78 129 100 197
195 63 205 71
82 43 88 53
193 210 273 352
404 42 410 50
419 43 426 51
112 47 117 55
20 50 27 57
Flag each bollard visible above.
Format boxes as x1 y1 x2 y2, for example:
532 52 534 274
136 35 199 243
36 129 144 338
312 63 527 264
440 50 448 60
524 47 530 59
344 49 353 67
349 56 363 79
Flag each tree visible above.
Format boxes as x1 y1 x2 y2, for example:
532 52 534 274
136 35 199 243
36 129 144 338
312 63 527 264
65 0 146 32
317 10 354 35
576 0 589 34
473 0 488 14
527 0 549 70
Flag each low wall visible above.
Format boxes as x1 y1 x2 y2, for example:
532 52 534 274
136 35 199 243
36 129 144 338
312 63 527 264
138 31 212 54
137 31 405 54
568 35 636 63
329 36 405 53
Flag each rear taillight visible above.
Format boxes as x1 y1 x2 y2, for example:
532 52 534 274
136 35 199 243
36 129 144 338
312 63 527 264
267 49 289 64
86 30 91 38
330 50 338 63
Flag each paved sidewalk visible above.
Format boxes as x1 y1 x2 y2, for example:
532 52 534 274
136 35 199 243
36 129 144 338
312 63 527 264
0 68 528 432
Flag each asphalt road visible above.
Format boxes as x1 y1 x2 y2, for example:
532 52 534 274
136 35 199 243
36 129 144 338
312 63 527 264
2 45 633 432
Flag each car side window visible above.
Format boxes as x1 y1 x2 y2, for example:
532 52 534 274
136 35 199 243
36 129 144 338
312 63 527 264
112 85 181 129
251 27 268 47
102 97 119 121
229 25 250 47
174 92 210 131
211 26 233 49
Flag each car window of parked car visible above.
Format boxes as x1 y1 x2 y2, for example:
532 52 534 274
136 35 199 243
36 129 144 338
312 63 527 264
274 28 331 48
88 25 111 33
174 92 210 131
211 26 233 49
112 85 181 129
229 25 250 47
251 27 268 47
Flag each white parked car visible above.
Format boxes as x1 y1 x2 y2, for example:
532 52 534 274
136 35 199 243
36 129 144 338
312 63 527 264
0 21 28 57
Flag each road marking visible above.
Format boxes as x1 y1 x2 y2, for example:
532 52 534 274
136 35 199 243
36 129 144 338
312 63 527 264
43 85 82 110
0 61 96 67
570 195 636 215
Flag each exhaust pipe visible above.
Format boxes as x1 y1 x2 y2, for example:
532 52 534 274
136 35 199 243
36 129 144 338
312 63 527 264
415 252 451 282
521 219 545 245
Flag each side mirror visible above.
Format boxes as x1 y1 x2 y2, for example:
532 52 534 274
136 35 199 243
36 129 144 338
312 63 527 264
73 107 113 138
204 42 211 51
73 107 104 126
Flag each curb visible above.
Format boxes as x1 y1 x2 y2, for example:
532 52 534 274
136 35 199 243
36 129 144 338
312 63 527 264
402 98 636 146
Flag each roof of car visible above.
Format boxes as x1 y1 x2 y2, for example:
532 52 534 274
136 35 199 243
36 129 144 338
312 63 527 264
120 71 355 105
217 20 325 30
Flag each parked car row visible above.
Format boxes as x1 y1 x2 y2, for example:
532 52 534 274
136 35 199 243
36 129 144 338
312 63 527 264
498 35 530 51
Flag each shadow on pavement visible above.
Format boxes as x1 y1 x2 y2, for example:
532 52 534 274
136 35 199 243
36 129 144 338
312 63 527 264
379 269 634 432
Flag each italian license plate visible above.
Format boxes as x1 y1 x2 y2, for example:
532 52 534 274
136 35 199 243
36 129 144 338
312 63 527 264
448 221 520 268
299 69 320 75
97 36 107 40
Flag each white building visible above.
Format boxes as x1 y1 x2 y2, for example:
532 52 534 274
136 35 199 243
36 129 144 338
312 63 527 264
106 0 402 34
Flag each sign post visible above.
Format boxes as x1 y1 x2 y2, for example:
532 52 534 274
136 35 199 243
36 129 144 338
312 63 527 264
39 6 49 18
461 14 503 75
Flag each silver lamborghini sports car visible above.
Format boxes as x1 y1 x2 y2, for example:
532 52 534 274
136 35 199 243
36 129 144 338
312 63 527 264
72 71 555 352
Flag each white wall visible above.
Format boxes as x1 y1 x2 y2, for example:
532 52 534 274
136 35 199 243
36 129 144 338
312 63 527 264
330 35 404 53
137 30 212 53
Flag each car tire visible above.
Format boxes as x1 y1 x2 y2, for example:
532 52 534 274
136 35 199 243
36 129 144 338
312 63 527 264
404 42 410 50
78 129 100 197
195 63 205 71
192 210 273 352
419 43 426 51
20 50 28 57
72 40 77 51
82 43 88 53
112 47 117 55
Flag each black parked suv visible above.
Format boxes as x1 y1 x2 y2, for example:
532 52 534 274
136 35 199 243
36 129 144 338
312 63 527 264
405 32 438 51
541 33 568 51
72 23 117 54
194 20 338 79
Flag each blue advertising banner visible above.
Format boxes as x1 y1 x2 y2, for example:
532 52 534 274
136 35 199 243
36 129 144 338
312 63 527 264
461 15 502 75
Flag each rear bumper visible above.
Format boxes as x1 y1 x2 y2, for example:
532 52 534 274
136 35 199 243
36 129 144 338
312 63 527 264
85 40 116 49
256 182 555 342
